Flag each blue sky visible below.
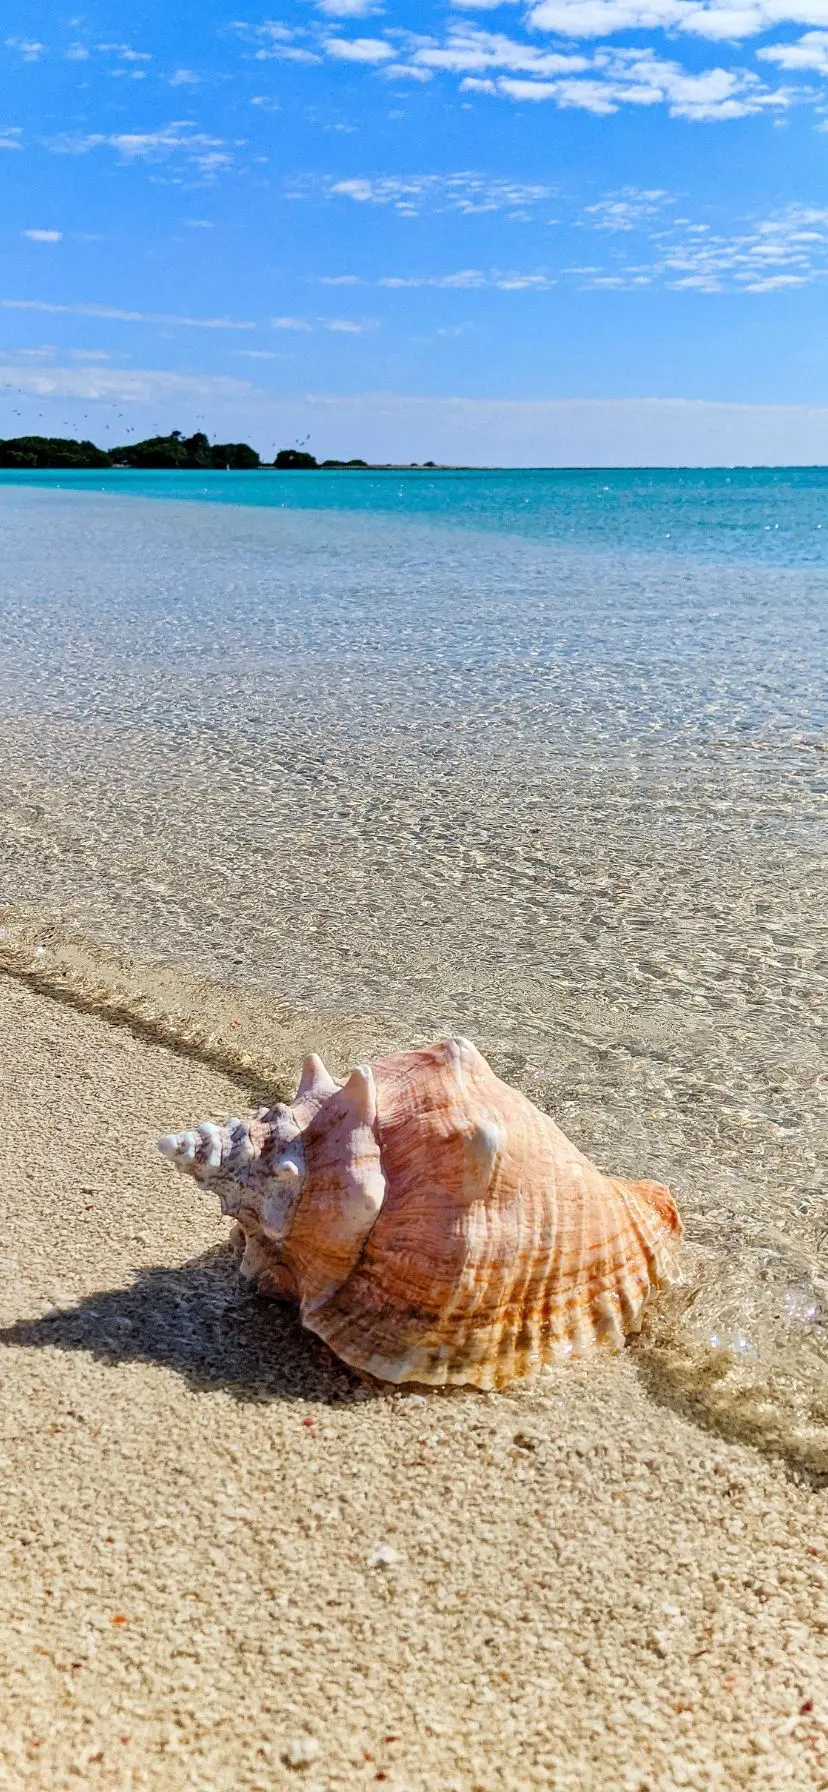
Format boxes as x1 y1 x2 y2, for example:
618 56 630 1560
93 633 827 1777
2 0 828 461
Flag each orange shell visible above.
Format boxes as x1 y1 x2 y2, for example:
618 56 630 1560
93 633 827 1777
159 1037 682 1389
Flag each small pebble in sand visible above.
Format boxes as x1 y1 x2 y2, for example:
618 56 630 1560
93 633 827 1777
282 1737 320 1769
368 1544 399 1569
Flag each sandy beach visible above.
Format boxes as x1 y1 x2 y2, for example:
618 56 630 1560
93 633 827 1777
1 945 826 1791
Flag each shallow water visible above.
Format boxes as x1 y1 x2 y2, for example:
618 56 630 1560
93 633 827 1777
0 480 825 1465
5 462 828 569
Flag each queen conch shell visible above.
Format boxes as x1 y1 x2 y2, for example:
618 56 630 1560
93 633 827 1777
158 1038 682 1389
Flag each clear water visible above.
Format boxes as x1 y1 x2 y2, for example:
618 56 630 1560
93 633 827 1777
0 474 825 1465
4 463 828 567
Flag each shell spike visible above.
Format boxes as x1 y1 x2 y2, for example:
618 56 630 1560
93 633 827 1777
340 1063 377 1126
296 1053 339 1104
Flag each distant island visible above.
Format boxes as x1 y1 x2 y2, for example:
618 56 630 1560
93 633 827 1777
0 430 443 471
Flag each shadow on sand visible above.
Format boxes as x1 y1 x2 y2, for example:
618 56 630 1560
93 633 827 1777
0 1246 368 1406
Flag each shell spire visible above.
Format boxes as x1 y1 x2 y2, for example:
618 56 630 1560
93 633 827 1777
158 1037 682 1389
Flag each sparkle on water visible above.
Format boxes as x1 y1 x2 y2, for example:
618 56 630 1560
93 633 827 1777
0 474 825 1467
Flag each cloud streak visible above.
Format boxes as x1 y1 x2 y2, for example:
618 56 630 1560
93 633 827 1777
379 268 554 288
0 362 257 404
0 297 255 328
314 172 555 213
47 121 234 172
312 190 828 295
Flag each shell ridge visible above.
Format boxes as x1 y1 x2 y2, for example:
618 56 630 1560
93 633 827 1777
286 1065 390 1317
299 1111 392 1321
308 1059 503 1380
492 1098 538 1384
579 1156 625 1353
613 1180 673 1285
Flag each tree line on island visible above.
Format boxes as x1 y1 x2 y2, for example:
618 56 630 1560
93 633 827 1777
0 430 439 471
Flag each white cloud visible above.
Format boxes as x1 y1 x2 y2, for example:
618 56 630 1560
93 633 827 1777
477 44 788 115
741 270 810 287
97 44 153 61
48 121 233 173
234 20 322 61
758 27 828 64
382 61 434 77
314 24 792 116
407 26 591 75
0 128 22 151
586 188 673 228
0 363 256 405
528 0 828 40
0 297 255 329
320 273 362 284
23 228 63 243
5 38 46 60
323 35 396 60
320 172 555 212
323 317 371 330
257 44 321 60
666 202 828 285
570 198 828 289
315 0 383 14
169 68 201 85
379 267 554 287
271 315 314 329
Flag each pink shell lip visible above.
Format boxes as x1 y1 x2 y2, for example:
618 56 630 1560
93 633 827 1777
157 1038 683 1389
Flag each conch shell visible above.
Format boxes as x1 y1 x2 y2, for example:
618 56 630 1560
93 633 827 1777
158 1038 682 1389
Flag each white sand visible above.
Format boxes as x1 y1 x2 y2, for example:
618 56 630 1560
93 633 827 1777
1 969 827 1791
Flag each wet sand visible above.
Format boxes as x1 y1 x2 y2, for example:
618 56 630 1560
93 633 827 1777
2 964 827 1791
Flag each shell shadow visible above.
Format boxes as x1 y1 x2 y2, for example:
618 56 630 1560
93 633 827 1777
0 1246 367 1406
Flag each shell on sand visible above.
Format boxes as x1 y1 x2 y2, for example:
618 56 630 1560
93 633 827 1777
158 1037 682 1389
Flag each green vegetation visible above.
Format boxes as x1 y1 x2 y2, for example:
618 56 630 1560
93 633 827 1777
0 435 110 469
0 429 259 470
110 430 260 469
273 448 319 469
0 430 442 471
273 450 371 469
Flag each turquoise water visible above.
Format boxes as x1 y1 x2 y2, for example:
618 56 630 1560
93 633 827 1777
2 464 828 566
